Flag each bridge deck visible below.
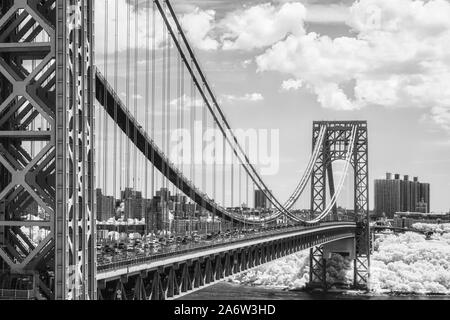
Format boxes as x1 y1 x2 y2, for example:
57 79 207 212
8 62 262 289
97 222 356 281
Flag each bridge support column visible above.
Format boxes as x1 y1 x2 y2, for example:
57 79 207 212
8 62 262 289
309 237 370 290
310 122 370 290
308 246 327 289
0 0 95 300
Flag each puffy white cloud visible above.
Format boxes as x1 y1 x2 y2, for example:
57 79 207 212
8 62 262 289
242 59 253 68
254 0 450 129
120 92 143 100
180 8 219 51
429 107 450 131
281 79 304 91
96 1 450 130
95 2 219 54
305 4 351 24
220 2 307 51
222 93 265 103
170 94 204 109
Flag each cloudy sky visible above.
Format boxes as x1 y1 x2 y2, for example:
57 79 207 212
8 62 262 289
96 0 450 212
168 0 450 212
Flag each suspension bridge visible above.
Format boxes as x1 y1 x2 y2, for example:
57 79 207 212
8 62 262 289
0 0 370 300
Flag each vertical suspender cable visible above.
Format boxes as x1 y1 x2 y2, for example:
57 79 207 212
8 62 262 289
167 21 172 194
113 0 118 206
97 19 103 193
222 128 226 208
201 84 207 227
166 16 172 235
144 0 150 238
213 118 217 232
231 150 234 208
151 2 156 209
192 63 196 207
190 61 196 234
125 0 131 235
103 0 109 200
113 0 119 254
161 13 167 236
180 32 185 225
246 170 249 209
133 0 139 193
118 0 123 211
175 31 180 231
239 164 242 209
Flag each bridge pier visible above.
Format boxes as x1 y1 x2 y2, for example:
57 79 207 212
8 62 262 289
308 235 369 291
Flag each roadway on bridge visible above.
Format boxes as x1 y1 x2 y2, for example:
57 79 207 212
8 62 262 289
97 222 356 280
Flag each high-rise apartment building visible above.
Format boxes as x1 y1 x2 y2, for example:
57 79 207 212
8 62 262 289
374 173 430 218
121 187 144 220
96 188 116 221
254 189 272 209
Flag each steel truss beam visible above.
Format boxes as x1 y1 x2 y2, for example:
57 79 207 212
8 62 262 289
309 121 370 290
0 0 95 300
309 246 326 288
97 225 355 300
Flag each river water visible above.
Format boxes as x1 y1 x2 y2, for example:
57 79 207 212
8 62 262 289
181 282 450 300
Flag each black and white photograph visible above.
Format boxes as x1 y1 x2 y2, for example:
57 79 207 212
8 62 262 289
0 0 450 309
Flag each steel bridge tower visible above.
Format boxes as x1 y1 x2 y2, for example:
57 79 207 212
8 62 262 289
309 121 370 290
0 0 95 299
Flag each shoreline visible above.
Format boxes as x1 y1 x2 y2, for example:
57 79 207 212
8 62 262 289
228 281 450 298
182 282 450 300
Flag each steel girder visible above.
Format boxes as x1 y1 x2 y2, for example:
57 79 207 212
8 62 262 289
309 246 326 288
309 121 370 290
97 226 355 300
0 0 95 300
0 0 56 299
54 0 96 300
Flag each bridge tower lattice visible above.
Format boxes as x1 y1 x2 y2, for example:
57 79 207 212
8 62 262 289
309 121 370 290
0 0 96 300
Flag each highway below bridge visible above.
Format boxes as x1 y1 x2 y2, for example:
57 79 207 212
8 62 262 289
96 222 356 300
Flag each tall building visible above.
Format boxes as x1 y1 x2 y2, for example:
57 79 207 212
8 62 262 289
254 189 272 209
121 187 144 220
96 188 116 221
145 188 173 233
374 173 401 218
374 173 430 218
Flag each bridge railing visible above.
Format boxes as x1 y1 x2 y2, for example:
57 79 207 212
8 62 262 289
0 289 34 300
97 222 355 273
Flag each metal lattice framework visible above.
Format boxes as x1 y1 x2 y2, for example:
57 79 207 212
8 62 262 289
0 0 95 300
0 0 56 298
309 246 326 288
309 121 370 289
